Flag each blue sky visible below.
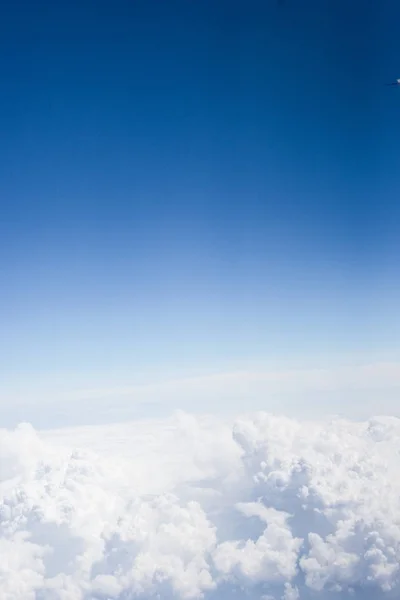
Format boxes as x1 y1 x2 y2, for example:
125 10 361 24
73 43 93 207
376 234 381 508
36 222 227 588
1 0 400 419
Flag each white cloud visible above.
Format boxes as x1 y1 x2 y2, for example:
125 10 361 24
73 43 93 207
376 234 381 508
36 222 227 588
1 411 400 599
2 360 400 429
70 361 400 406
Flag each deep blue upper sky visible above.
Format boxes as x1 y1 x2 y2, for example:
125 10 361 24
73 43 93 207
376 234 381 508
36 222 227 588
1 0 400 385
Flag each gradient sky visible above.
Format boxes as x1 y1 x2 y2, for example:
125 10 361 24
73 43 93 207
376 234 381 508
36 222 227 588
1 0 400 413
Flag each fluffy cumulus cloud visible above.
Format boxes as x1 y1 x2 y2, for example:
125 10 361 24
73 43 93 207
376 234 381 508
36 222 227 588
1 411 400 599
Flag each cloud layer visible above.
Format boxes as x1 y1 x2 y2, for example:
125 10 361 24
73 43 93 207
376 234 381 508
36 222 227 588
1 411 400 599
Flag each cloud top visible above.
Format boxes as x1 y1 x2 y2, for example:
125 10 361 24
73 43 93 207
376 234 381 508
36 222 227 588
1 411 400 599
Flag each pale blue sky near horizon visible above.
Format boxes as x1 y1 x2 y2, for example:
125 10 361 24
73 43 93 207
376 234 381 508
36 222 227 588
1 0 400 424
